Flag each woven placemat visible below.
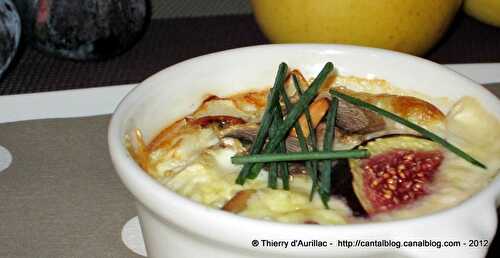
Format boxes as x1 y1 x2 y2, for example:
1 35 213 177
1 12 500 95
151 0 251 18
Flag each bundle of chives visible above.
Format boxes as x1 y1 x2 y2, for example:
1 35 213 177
245 62 334 180
233 62 371 206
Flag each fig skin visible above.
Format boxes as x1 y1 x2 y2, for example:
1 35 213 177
350 136 444 215
13 0 149 60
0 0 21 78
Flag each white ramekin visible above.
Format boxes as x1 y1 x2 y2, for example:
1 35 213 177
109 44 500 258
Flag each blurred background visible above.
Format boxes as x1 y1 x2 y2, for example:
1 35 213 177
0 0 499 95
151 0 252 17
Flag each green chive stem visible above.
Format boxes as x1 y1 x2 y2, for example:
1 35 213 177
272 102 290 190
268 162 278 189
267 110 280 189
279 160 290 190
292 74 318 149
231 150 368 164
319 97 338 207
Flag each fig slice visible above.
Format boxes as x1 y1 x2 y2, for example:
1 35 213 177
350 135 444 214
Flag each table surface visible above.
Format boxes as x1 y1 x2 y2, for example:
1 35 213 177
0 7 499 258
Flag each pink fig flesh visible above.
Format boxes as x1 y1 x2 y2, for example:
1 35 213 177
361 149 443 213
350 136 444 215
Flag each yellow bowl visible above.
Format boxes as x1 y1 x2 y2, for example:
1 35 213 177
251 0 462 56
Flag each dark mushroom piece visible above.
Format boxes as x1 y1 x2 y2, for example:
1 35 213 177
336 99 386 133
317 93 386 134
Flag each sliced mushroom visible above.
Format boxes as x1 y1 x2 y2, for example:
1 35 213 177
336 99 386 133
220 123 260 143
318 92 386 134
220 123 303 153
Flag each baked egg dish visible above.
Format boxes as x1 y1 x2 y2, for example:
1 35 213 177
127 63 500 224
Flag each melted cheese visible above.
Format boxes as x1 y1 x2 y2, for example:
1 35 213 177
131 76 500 224
149 128 219 177
240 176 352 224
